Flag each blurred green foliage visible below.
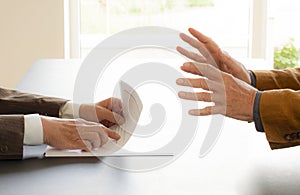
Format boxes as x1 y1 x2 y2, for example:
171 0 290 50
186 0 214 7
274 38 299 69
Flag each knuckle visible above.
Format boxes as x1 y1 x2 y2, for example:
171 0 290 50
199 79 205 86
202 63 210 71
205 107 211 113
197 93 204 100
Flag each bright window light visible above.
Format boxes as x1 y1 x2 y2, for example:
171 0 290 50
79 0 251 59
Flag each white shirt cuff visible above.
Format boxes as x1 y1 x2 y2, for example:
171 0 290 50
23 145 47 159
24 114 43 145
60 101 81 119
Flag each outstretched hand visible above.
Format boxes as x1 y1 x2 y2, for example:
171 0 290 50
177 28 251 85
176 62 257 122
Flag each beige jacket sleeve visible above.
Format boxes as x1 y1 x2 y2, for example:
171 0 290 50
0 87 68 159
253 68 300 149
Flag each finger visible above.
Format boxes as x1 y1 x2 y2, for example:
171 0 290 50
181 62 221 81
189 107 212 116
176 46 207 63
104 128 121 140
176 78 209 90
96 107 125 125
64 137 89 151
188 106 225 116
82 125 116 144
97 127 109 146
179 33 213 61
178 91 212 102
82 140 93 151
99 97 123 115
188 28 220 54
81 132 101 149
179 32 203 49
111 98 123 115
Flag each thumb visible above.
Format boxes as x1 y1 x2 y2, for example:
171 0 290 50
82 140 92 151
105 129 121 140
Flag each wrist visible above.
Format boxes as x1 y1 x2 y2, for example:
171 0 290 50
248 70 256 87
41 116 49 145
247 89 258 122
41 116 58 145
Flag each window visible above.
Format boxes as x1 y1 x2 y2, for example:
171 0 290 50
79 0 251 59
69 0 299 69
268 0 300 49
267 0 300 69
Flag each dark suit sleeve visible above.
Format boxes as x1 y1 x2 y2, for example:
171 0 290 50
252 68 300 149
0 115 24 160
0 87 68 117
0 87 69 160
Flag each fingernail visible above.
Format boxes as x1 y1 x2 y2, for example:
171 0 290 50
189 110 196 115
178 92 186 98
184 62 192 68
176 78 184 84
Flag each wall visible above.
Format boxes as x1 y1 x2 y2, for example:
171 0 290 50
0 0 65 88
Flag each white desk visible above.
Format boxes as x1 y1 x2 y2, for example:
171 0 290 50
1 59 300 195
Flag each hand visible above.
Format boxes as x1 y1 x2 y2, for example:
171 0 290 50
176 62 257 122
79 97 125 127
42 116 120 151
177 28 251 85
